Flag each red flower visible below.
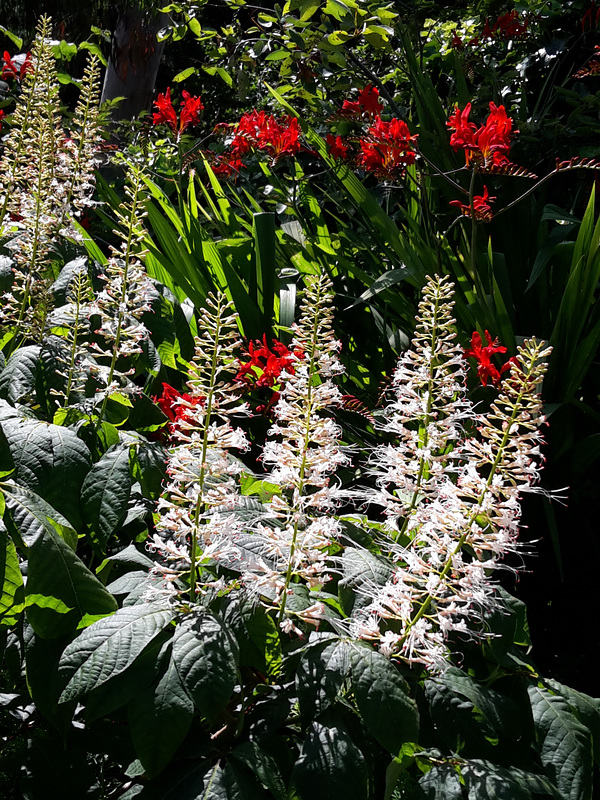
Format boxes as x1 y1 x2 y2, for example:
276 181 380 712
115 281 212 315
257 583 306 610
179 90 204 131
1 51 32 82
449 185 496 222
464 330 515 386
582 2 600 32
229 111 301 160
326 134 349 160
574 45 600 78
237 336 304 414
212 154 245 177
447 102 516 170
358 116 418 177
493 10 529 38
340 84 384 119
451 30 464 50
0 109 4 132
154 383 204 429
153 87 203 136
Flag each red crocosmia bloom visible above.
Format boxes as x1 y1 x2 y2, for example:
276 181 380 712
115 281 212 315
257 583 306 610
447 102 516 170
1 51 33 82
574 45 600 78
464 330 515 387
237 336 304 415
153 87 203 137
154 383 204 430
358 116 418 178
326 134 349 160
449 185 496 222
212 154 245 177
179 90 204 131
0 109 4 132
493 10 529 38
229 111 301 160
451 30 464 50
340 84 384 119
582 2 600 32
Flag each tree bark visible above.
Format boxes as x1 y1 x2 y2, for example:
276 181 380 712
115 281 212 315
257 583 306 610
100 6 169 121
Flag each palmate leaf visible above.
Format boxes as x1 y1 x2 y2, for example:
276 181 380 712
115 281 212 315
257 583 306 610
59 602 174 703
172 611 239 725
528 683 593 800
81 444 132 552
296 634 353 721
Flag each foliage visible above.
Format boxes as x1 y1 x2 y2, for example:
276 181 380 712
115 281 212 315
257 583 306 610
1 4 600 799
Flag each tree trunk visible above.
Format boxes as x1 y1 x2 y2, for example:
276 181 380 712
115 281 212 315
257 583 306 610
100 7 169 121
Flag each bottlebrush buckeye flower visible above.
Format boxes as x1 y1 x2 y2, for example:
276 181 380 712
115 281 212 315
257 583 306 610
152 87 204 138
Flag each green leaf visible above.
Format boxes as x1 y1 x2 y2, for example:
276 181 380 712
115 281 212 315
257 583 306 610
230 741 288 800
338 547 393 614
128 647 194 777
1 417 91 528
0 345 40 404
545 680 600 763
297 635 352 720
0 529 24 626
0 25 23 48
59 602 174 702
2 481 77 548
173 66 197 82
528 682 593 800
350 642 419 753
418 763 463 799
461 759 562 799
81 445 132 552
25 518 117 638
292 721 368 800
172 611 239 725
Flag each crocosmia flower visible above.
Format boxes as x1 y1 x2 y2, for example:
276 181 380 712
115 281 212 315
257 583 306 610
229 110 301 160
155 382 205 430
1 51 33 83
450 185 496 222
358 117 418 178
447 102 516 171
153 87 204 138
464 330 516 386
237 335 304 415
340 84 384 119
326 134 349 160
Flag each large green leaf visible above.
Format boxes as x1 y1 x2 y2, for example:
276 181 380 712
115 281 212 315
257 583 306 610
545 680 600 763
2 480 77 548
24 517 117 638
0 345 41 404
461 759 562 800
0 528 24 626
81 445 132 552
128 645 194 777
350 642 419 753
292 720 369 800
528 682 593 800
296 634 352 721
59 602 174 702
1 417 91 527
172 611 239 725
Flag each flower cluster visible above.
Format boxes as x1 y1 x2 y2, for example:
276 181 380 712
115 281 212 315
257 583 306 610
447 102 516 171
155 383 205 431
327 85 418 179
152 87 204 138
451 11 530 50
236 335 304 414
212 110 301 174
574 45 600 78
350 276 550 669
449 185 495 222
464 330 517 387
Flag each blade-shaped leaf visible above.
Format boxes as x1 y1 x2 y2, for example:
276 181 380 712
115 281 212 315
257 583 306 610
0 529 24 626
